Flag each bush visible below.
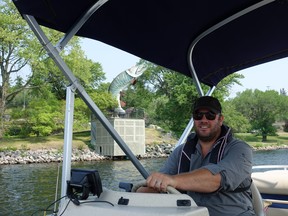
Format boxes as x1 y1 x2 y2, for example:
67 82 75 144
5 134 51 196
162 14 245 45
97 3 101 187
5 125 21 136
283 121 288 132
5 121 33 137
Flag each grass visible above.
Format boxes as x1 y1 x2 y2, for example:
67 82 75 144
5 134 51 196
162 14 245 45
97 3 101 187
145 128 178 145
0 131 91 151
0 128 175 151
0 129 287 152
235 132 288 149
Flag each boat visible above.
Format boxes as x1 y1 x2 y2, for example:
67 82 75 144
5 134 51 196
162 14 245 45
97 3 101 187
252 165 288 216
11 0 288 215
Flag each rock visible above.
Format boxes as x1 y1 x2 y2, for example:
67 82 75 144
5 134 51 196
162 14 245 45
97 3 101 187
0 148 106 165
2 141 285 165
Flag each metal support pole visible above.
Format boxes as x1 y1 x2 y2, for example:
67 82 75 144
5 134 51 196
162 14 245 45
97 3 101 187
60 86 75 204
24 14 149 179
56 0 109 51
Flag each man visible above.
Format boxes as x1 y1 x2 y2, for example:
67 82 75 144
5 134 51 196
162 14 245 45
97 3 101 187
138 96 255 216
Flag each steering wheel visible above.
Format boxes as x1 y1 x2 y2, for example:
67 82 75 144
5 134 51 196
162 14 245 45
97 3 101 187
131 180 181 194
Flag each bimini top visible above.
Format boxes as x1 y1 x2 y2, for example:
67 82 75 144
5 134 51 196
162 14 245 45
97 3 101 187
13 0 288 87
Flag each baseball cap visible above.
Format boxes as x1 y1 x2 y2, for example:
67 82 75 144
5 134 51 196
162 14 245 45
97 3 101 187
193 96 222 113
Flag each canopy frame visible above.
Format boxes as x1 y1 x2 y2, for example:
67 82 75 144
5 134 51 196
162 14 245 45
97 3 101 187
177 0 274 146
18 0 281 200
23 12 150 198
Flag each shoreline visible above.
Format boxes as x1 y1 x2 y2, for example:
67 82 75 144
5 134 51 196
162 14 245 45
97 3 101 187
0 143 287 165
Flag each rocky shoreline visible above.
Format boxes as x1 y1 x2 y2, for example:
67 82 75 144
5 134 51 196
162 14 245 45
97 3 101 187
0 143 174 165
0 143 287 165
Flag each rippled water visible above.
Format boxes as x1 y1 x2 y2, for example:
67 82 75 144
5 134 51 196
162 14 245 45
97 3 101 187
0 149 287 216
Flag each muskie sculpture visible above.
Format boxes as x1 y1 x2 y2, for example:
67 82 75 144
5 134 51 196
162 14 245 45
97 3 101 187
108 64 146 116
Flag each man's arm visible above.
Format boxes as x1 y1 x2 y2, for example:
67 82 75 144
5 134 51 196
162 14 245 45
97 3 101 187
146 168 221 193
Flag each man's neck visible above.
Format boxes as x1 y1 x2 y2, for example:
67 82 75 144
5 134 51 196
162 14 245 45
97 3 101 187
199 130 221 157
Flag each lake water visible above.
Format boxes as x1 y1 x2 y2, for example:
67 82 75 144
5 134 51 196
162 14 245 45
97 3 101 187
0 149 287 216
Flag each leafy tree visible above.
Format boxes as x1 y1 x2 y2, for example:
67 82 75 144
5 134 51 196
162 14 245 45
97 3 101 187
74 91 118 131
284 121 288 132
28 44 112 135
222 100 251 133
218 73 245 100
123 61 198 135
7 92 63 137
86 62 106 91
0 2 66 136
28 97 63 136
231 89 282 141
0 1 112 137
277 93 288 132
61 42 106 93
124 60 243 137
29 38 106 100
0 0 43 136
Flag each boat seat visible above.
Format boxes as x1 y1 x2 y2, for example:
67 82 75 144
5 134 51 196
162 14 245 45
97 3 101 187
251 181 265 216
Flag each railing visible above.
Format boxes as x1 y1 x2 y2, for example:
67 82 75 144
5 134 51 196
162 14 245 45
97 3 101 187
252 165 288 170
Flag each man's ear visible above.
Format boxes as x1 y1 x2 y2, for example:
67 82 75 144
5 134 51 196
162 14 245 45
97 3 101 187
219 114 224 125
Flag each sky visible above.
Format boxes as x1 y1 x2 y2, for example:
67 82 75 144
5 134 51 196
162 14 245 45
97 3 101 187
81 39 140 82
80 38 288 98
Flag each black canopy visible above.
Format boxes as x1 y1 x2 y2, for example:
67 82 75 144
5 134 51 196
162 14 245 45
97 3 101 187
13 0 288 87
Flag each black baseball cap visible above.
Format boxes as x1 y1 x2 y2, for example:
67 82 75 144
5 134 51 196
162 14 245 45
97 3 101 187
193 96 222 113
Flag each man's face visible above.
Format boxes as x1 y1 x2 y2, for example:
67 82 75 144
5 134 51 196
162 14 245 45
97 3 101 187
193 108 224 142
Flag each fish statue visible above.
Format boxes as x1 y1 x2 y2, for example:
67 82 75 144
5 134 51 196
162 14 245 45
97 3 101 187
108 64 146 116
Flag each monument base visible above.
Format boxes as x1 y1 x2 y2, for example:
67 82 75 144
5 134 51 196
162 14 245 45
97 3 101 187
91 117 145 157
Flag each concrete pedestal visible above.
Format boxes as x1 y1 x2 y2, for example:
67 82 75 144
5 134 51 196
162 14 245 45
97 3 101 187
91 117 145 157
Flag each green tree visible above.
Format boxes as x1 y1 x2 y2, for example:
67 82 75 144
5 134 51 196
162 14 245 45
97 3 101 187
30 40 115 133
222 100 251 133
0 0 43 136
277 93 288 132
74 91 118 131
7 92 63 137
124 61 199 135
0 1 67 137
29 38 106 100
232 89 282 141
0 6 112 138
124 60 243 137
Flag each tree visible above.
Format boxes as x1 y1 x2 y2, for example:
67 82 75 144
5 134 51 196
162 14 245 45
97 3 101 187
277 93 288 132
222 100 251 133
0 0 42 136
123 61 199 135
7 91 64 137
124 60 243 137
231 89 282 141
1 1 113 137
33 41 106 100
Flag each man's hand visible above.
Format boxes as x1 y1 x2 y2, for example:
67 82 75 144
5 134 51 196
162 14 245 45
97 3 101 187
136 186 159 193
146 172 176 192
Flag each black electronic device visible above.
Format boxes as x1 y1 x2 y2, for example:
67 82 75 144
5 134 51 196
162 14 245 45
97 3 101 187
67 168 103 200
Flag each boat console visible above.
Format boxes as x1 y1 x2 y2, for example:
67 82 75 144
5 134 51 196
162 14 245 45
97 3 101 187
59 187 209 216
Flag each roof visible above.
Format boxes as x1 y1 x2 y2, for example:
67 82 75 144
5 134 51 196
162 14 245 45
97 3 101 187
13 0 288 86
